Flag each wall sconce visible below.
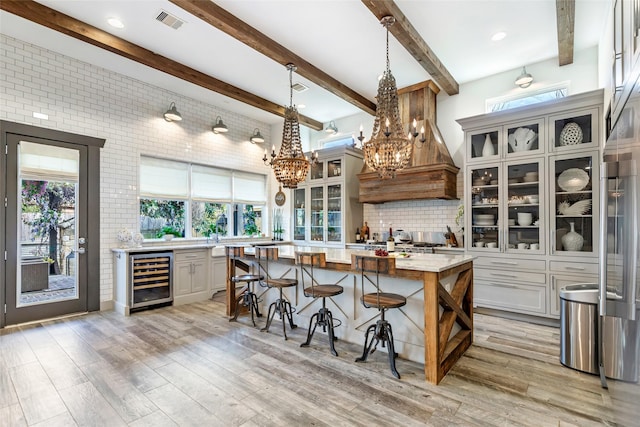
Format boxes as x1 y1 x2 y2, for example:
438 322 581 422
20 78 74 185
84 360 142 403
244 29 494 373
325 120 338 135
212 115 229 133
163 102 182 122
250 128 265 144
515 66 533 88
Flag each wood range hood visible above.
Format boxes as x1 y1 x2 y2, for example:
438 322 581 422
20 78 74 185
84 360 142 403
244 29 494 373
358 81 459 203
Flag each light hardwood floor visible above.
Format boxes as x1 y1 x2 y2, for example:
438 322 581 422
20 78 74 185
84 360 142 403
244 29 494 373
1 293 637 426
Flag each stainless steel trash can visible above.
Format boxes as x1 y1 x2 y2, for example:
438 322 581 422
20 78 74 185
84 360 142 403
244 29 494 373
559 283 599 374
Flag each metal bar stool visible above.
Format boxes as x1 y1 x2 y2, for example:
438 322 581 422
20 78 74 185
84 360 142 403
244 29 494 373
296 251 343 356
351 254 406 379
227 245 264 327
257 246 298 340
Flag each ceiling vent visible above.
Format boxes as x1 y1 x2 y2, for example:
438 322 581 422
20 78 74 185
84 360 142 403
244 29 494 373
292 82 308 92
156 10 185 30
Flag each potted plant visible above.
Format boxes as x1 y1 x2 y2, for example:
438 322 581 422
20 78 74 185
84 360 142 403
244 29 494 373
156 225 181 241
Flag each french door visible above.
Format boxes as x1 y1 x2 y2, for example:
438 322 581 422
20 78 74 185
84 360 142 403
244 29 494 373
3 133 90 325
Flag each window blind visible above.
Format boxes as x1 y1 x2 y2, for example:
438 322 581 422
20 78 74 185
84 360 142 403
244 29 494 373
192 164 232 201
233 172 266 203
140 157 188 198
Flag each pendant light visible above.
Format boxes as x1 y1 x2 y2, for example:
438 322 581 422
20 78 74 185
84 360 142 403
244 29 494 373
362 16 412 179
262 63 317 189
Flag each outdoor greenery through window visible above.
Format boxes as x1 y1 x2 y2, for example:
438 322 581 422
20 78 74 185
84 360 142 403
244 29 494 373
139 157 266 239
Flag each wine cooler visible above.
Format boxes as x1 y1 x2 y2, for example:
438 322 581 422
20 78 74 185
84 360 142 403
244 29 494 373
130 252 173 310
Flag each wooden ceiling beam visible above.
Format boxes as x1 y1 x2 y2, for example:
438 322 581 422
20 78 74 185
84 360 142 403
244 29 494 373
0 0 324 130
169 0 377 116
556 0 575 66
361 0 459 96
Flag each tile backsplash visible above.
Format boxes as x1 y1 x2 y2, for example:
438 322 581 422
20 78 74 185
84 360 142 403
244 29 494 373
363 171 464 241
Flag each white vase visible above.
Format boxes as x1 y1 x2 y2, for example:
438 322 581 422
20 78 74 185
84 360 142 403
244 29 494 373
561 222 584 251
482 134 495 157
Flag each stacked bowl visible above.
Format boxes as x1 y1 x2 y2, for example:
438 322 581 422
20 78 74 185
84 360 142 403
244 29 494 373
517 212 533 226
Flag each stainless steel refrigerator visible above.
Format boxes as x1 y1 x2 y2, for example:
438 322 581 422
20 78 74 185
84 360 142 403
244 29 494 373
600 75 640 386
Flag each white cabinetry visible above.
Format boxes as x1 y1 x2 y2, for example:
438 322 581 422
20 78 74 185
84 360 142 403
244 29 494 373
174 249 209 305
292 146 363 246
458 89 603 319
210 255 226 294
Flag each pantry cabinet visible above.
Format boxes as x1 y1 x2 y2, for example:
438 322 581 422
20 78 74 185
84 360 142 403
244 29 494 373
292 146 363 246
458 89 603 319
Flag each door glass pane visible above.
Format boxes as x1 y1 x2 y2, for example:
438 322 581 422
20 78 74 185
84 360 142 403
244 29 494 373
553 156 594 253
327 185 341 242
328 159 342 177
310 186 323 241
507 162 541 252
293 188 305 240
18 142 79 306
470 166 499 248
310 161 323 180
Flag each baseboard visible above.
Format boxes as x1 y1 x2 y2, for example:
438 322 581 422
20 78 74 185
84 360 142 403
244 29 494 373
474 307 560 327
100 300 115 312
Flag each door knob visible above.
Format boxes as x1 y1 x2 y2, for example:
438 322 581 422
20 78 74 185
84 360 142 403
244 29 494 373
77 247 86 254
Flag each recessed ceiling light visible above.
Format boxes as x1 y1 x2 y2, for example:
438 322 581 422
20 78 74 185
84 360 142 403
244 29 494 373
491 31 506 41
107 17 124 29
297 104 306 109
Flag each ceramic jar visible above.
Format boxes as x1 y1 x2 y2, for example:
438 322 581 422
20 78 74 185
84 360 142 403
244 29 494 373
561 222 584 251
117 228 133 248
482 134 495 157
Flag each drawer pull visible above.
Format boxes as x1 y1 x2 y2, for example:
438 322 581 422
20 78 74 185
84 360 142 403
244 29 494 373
565 266 585 271
490 283 518 289
490 261 518 266
490 272 518 278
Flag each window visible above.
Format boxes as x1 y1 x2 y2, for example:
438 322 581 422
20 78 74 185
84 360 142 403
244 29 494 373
140 156 267 239
487 83 569 113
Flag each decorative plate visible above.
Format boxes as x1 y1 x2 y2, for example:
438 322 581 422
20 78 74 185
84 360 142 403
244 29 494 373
559 122 583 146
558 168 589 192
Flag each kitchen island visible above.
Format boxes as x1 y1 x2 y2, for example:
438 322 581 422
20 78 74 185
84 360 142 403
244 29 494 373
226 245 474 384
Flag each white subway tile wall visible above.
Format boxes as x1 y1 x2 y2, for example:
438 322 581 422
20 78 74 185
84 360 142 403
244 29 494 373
0 35 273 304
363 171 464 240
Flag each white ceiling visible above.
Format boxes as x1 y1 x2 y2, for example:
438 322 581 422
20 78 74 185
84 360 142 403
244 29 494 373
0 0 610 126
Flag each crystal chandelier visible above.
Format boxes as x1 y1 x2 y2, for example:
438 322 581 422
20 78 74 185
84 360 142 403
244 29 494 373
362 16 413 179
263 63 316 189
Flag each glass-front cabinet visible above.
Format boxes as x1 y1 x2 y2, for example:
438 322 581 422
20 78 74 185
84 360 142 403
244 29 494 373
327 184 342 242
549 151 599 257
549 108 599 152
468 164 500 249
505 159 544 254
466 117 544 164
468 158 544 253
458 89 603 320
310 186 324 241
293 188 305 240
291 146 363 246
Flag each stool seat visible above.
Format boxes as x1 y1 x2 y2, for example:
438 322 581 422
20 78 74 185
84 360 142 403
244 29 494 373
232 274 263 283
264 278 298 288
303 284 343 298
361 292 406 309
